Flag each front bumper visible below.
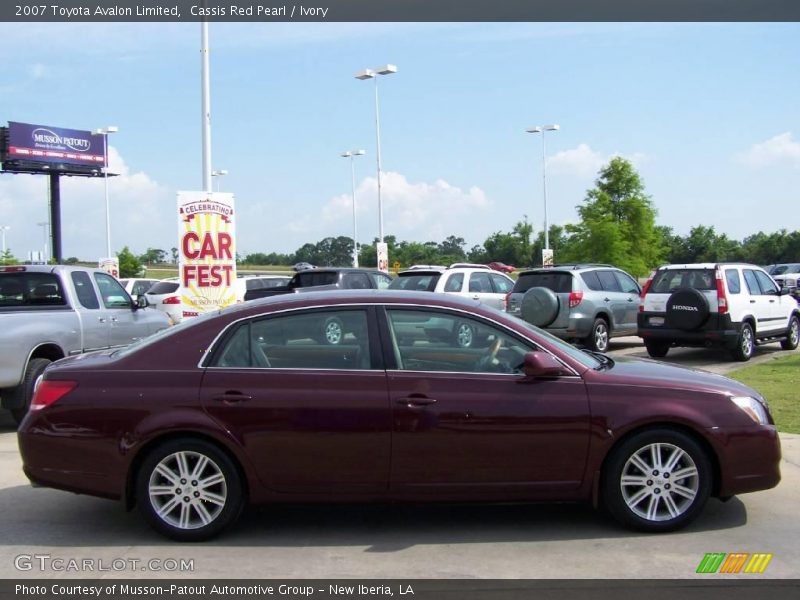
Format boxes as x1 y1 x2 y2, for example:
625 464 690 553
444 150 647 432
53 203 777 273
707 425 781 497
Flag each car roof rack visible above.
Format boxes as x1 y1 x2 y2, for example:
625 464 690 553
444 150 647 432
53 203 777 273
448 263 491 270
550 263 615 270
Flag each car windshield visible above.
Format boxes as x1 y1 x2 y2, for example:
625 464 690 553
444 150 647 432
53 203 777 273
513 272 573 294
772 264 800 275
389 273 442 292
147 281 180 295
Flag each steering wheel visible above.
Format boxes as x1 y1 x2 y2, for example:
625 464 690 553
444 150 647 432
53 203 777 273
475 337 502 372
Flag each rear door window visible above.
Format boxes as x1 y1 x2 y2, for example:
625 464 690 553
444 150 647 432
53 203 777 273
71 271 100 309
0 273 66 307
443 273 464 292
580 271 602 291
468 272 492 293
596 270 622 292
743 270 760 295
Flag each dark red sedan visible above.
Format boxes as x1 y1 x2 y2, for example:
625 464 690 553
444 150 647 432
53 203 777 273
18 291 780 541
488 261 515 274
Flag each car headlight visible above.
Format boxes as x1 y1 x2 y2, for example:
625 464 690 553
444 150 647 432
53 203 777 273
731 396 769 425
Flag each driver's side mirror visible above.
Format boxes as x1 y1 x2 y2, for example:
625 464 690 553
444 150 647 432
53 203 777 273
135 295 149 310
522 351 564 378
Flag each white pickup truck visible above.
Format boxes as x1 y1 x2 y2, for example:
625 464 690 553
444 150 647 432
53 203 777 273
0 265 170 425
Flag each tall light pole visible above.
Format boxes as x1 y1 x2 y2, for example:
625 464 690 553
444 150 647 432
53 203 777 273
93 126 118 258
0 226 9 255
341 150 366 268
211 169 228 192
36 221 49 262
526 124 559 250
354 64 397 246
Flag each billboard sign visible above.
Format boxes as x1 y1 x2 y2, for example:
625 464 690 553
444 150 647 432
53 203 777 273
542 248 554 268
377 242 389 273
99 257 119 278
177 191 237 319
6 122 105 168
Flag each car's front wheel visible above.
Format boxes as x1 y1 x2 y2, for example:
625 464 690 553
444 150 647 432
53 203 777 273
136 438 244 541
781 315 799 350
602 428 711 532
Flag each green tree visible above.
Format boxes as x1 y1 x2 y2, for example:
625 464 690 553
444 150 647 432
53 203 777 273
139 247 166 265
562 157 663 276
482 217 534 266
0 249 17 265
117 246 143 278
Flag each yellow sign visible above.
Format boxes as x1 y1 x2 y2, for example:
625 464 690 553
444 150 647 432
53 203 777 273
393 261 401 274
177 191 238 319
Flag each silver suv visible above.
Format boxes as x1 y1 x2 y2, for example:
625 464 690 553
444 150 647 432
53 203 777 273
506 264 641 352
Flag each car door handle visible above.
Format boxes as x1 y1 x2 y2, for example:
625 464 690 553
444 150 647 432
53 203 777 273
213 391 252 404
627 298 635 302
396 395 437 407
750 300 756 304
471 295 480 300
110 317 118 322
98 317 106 323
769 299 776 303
604 298 611 302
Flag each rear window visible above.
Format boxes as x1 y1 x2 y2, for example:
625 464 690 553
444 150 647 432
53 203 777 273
389 273 442 292
0 273 66 307
650 269 715 293
293 271 338 287
147 281 180 295
772 264 800 275
513 271 573 294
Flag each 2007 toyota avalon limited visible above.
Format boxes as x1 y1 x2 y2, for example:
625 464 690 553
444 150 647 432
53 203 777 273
18 291 780 541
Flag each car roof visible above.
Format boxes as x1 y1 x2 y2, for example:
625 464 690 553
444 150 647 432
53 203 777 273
655 263 761 270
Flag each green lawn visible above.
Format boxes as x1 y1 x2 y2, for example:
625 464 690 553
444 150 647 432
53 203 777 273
730 353 800 434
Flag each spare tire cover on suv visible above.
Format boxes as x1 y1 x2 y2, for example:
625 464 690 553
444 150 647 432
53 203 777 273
521 287 560 327
665 288 710 330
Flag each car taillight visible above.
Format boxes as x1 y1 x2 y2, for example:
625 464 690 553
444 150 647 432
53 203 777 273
30 380 77 411
162 296 181 305
639 271 655 312
568 290 584 308
715 269 728 314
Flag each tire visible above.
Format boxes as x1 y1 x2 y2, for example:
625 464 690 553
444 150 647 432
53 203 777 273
453 321 474 348
520 287 560 327
644 340 670 358
602 428 712 532
10 358 51 426
731 322 755 362
321 317 344 345
665 288 710 331
136 438 244 542
781 315 799 350
585 318 610 353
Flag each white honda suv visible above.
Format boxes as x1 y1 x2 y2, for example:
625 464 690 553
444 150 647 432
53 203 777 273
638 263 799 361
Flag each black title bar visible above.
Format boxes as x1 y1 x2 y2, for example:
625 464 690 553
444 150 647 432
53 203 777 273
2 0 800 22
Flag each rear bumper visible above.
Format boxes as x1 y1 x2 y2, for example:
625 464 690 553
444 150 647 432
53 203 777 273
638 312 742 347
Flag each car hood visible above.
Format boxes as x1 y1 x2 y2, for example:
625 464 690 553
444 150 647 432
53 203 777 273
595 355 761 399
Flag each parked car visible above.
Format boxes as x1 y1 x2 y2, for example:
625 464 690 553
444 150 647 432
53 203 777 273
638 263 799 361
18 291 781 540
143 278 182 324
235 275 290 302
292 262 315 272
118 278 159 301
0 265 169 424
488 261 515 274
768 263 800 300
244 268 393 302
506 264 641 352
389 263 514 310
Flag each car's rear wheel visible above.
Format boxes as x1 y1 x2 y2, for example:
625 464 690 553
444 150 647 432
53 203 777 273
585 318 610 353
321 317 344 345
781 316 799 350
136 439 244 541
731 322 755 361
602 429 711 532
9 358 51 426
644 340 670 358
453 321 474 348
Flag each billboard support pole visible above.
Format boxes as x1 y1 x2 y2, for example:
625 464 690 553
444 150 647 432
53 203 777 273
49 172 62 263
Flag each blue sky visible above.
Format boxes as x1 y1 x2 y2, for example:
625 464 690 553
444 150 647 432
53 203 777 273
0 22 798 261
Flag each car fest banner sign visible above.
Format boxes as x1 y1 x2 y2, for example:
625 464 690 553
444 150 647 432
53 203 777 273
177 191 237 319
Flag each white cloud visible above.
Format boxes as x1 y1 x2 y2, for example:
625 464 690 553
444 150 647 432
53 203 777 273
0 147 172 260
737 132 800 168
320 171 492 243
546 144 648 178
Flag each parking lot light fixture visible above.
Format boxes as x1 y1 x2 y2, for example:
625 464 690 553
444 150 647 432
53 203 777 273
0 225 9 254
93 126 119 258
354 64 397 245
340 150 366 268
211 169 228 192
526 124 560 250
